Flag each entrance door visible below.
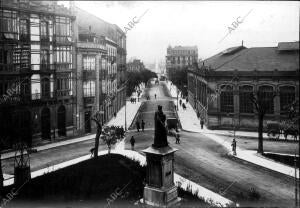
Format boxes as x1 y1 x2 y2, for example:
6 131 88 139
41 107 51 140
57 105 66 136
85 111 91 133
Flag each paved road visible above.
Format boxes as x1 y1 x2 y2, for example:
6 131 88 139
2 81 295 207
126 81 295 207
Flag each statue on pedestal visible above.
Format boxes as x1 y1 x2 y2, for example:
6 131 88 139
152 105 168 148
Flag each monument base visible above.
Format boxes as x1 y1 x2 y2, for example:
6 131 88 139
143 185 181 207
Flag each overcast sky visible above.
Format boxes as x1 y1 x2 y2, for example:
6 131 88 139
61 1 299 64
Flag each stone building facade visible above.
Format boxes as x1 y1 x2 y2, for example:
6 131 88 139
187 42 299 130
127 59 145 72
0 0 75 148
166 45 198 80
74 6 127 132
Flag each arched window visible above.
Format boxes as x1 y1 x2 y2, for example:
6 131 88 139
258 85 274 114
280 86 295 111
239 85 253 113
220 85 234 113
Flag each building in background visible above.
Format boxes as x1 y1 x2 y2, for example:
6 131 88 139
127 59 145 72
114 25 127 116
0 0 75 148
74 24 107 134
74 6 126 131
187 42 299 130
165 45 198 80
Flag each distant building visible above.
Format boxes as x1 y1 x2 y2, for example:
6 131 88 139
187 42 299 130
165 45 198 79
127 59 145 72
0 0 75 148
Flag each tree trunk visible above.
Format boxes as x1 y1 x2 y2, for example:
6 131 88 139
257 114 264 154
94 124 101 158
0 153 3 192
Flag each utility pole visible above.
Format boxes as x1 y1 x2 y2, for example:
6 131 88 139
295 151 298 208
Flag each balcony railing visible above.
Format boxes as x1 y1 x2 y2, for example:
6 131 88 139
77 42 106 51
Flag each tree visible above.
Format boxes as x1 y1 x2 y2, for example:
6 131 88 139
126 69 157 96
250 90 276 154
169 67 188 96
91 111 103 158
101 126 118 154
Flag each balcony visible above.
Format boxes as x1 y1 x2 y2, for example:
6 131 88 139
77 42 106 51
82 70 96 80
41 35 50 44
56 90 71 98
19 33 30 42
0 64 30 74
83 96 95 107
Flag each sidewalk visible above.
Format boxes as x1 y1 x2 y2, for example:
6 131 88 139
168 81 299 178
1 93 143 161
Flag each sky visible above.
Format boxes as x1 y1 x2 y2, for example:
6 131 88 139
60 1 299 64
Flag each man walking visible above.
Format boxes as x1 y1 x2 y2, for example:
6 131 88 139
136 120 140 132
154 94 157 99
231 138 237 156
175 132 180 144
200 118 204 129
130 136 135 150
141 120 145 132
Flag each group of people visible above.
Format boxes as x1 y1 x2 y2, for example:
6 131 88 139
130 97 138 103
178 98 187 110
109 125 125 139
136 120 145 132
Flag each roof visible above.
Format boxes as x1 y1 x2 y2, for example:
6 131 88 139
202 43 299 72
278 41 299 51
75 7 122 42
169 46 198 51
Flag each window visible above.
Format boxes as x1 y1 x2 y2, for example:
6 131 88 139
41 50 49 70
0 10 18 36
83 80 95 97
83 56 96 70
20 19 29 37
239 85 253 113
41 78 50 97
280 86 295 111
41 21 49 39
55 16 71 42
220 85 234 113
56 73 72 97
258 86 274 114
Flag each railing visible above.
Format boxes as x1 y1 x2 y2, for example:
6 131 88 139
77 42 106 51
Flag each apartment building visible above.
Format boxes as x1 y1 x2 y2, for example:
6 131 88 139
0 0 75 148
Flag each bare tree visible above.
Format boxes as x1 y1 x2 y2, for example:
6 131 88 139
91 112 102 158
250 90 276 154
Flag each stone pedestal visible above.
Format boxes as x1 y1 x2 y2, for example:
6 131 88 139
142 146 180 207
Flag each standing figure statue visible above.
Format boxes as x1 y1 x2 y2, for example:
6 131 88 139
153 105 168 148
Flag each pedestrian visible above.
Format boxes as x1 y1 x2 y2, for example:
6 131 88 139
141 120 145 132
136 120 140 132
200 118 204 129
130 136 135 150
155 94 157 99
182 103 186 110
197 111 200 119
179 99 182 106
114 112 116 118
175 132 180 144
231 138 237 156
121 126 124 137
186 97 188 103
